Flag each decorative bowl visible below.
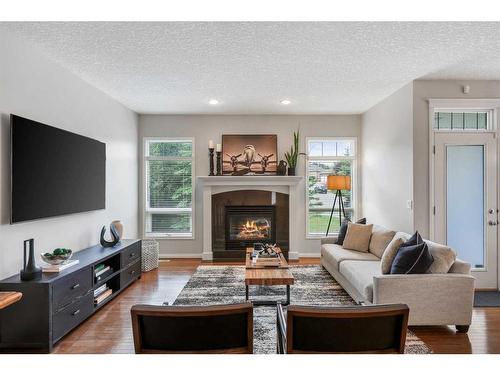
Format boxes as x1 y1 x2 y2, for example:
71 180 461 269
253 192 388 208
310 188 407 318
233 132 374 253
41 248 73 265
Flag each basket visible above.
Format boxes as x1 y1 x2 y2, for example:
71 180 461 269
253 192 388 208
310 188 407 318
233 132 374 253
141 240 159 272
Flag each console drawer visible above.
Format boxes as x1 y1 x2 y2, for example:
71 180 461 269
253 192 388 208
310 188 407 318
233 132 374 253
120 260 141 287
52 292 93 343
121 242 141 267
52 268 93 311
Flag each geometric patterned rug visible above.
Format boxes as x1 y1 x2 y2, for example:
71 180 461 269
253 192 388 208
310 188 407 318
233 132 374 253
173 265 432 354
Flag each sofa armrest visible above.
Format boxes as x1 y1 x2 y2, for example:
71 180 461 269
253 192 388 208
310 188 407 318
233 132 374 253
372 273 475 325
321 236 338 245
449 258 471 275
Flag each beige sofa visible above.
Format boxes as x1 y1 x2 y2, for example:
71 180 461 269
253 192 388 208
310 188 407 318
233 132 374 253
320 228 475 332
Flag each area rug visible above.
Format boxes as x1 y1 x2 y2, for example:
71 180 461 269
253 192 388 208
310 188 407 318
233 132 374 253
474 291 500 307
172 265 432 354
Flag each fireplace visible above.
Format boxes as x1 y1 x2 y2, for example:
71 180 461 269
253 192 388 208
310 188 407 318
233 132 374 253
225 206 276 250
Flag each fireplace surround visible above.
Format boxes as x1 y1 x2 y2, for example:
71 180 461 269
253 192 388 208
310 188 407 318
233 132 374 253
198 176 302 261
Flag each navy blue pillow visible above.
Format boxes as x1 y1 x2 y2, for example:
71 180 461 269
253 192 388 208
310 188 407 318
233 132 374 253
336 217 367 245
390 232 434 274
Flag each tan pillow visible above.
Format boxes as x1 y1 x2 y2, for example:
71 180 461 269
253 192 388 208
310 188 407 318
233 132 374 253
425 240 457 274
369 225 396 258
380 235 405 274
342 223 373 252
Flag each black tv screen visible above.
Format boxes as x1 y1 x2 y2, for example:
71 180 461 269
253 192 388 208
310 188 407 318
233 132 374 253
10 115 106 223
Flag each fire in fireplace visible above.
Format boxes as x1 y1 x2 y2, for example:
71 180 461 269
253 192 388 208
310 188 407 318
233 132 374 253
225 205 276 250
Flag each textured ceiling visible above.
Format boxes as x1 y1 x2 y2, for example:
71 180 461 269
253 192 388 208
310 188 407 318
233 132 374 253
2 22 500 114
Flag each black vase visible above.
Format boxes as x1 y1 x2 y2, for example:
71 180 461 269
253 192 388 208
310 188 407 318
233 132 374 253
20 239 42 281
287 167 296 176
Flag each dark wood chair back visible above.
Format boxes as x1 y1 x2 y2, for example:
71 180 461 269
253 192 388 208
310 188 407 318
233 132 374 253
277 303 409 354
131 303 253 354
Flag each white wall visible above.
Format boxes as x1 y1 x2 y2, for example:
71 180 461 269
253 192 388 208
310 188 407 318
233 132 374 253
361 83 414 233
413 80 500 237
0 34 139 279
139 114 361 257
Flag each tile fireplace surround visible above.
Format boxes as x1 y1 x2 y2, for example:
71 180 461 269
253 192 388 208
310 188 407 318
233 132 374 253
198 176 302 260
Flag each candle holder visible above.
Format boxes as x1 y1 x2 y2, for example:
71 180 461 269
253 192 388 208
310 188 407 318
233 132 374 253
216 151 222 176
208 148 215 176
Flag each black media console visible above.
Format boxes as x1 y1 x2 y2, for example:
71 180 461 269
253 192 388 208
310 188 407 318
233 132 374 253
0 239 141 353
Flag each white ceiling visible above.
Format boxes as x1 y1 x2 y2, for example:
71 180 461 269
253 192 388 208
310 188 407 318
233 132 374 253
3 22 500 114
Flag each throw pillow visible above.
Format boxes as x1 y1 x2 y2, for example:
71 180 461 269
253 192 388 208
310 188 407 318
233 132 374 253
390 232 434 274
342 223 373 252
336 217 367 245
369 225 396 258
380 236 405 274
425 240 457 274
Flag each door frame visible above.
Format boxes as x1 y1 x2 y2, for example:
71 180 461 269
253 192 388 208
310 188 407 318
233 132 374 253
429 98 500 289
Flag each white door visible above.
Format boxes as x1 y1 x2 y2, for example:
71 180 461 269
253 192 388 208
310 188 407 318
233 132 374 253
433 132 498 289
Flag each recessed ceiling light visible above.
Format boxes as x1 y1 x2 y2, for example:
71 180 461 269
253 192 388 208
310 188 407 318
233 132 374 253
208 99 219 105
280 99 291 105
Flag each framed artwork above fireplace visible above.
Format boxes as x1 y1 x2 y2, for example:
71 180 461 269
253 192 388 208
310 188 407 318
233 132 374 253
222 134 278 175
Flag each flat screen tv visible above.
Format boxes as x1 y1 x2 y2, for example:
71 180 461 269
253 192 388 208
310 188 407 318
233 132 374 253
10 115 106 223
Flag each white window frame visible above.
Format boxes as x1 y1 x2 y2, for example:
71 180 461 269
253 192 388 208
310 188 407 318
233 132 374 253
143 137 195 239
305 137 358 239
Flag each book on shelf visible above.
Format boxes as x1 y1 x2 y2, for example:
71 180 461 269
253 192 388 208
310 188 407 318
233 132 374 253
94 289 113 305
94 284 108 297
94 264 106 273
42 259 80 273
95 265 111 277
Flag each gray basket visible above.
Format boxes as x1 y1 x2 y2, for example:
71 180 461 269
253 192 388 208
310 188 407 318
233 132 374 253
141 239 159 272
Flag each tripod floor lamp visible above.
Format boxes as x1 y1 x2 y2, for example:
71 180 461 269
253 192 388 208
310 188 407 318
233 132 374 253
325 175 351 236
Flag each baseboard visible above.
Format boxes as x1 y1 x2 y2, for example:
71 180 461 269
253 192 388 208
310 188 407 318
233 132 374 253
159 253 203 259
299 252 321 258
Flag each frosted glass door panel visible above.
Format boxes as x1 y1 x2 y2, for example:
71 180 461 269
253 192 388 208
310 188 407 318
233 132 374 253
446 145 484 268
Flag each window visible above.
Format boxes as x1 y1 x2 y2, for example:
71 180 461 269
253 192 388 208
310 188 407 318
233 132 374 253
433 110 491 130
306 138 356 237
144 138 194 238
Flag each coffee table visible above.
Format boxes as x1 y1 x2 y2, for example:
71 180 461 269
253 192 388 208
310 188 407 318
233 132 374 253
245 247 294 306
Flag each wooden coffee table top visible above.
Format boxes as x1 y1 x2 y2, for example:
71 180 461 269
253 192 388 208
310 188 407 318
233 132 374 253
0 292 22 310
245 247 294 286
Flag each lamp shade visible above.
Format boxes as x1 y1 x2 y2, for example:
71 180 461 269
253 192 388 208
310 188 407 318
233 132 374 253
327 175 351 191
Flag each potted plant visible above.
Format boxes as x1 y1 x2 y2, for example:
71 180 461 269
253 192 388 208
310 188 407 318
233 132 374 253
284 129 305 176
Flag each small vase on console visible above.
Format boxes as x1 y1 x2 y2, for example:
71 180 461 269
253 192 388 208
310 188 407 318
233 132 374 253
20 238 42 281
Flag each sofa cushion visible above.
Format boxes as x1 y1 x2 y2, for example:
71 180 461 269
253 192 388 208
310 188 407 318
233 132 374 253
342 223 373 252
390 232 434 274
336 217 367 245
369 225 396 258
321 244 379 271
425 240 457 274
339 260 381 302
380 236 405 274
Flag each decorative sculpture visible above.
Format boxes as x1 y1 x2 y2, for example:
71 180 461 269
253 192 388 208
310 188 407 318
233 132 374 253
100 222 121 248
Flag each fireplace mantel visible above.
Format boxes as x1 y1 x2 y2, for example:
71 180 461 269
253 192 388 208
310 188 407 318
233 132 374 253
198 175 302 186
198 175 303 260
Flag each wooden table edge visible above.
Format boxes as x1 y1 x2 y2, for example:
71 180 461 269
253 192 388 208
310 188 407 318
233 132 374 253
0 291 23 310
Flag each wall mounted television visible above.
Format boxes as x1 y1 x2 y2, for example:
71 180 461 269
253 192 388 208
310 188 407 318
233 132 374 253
10 115 106 223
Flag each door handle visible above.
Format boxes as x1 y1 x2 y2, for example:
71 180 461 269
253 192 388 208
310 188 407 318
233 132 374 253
488 220 498 226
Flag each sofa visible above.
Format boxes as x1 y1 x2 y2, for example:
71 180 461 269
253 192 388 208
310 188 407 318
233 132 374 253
320 226 475 332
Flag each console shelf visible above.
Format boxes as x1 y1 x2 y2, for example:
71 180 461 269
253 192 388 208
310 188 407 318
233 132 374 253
0 239 142 353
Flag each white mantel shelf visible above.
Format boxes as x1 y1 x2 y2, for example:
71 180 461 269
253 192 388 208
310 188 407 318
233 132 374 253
198 175 303 261
198 175 302 186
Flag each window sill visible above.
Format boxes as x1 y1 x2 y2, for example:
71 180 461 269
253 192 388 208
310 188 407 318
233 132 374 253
306 233 339 240
143 234 195 240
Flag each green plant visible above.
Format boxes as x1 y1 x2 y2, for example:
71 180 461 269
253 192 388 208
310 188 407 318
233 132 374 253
284 129 305 168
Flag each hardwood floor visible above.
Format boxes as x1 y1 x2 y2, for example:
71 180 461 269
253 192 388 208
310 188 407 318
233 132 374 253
53 258 500 354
